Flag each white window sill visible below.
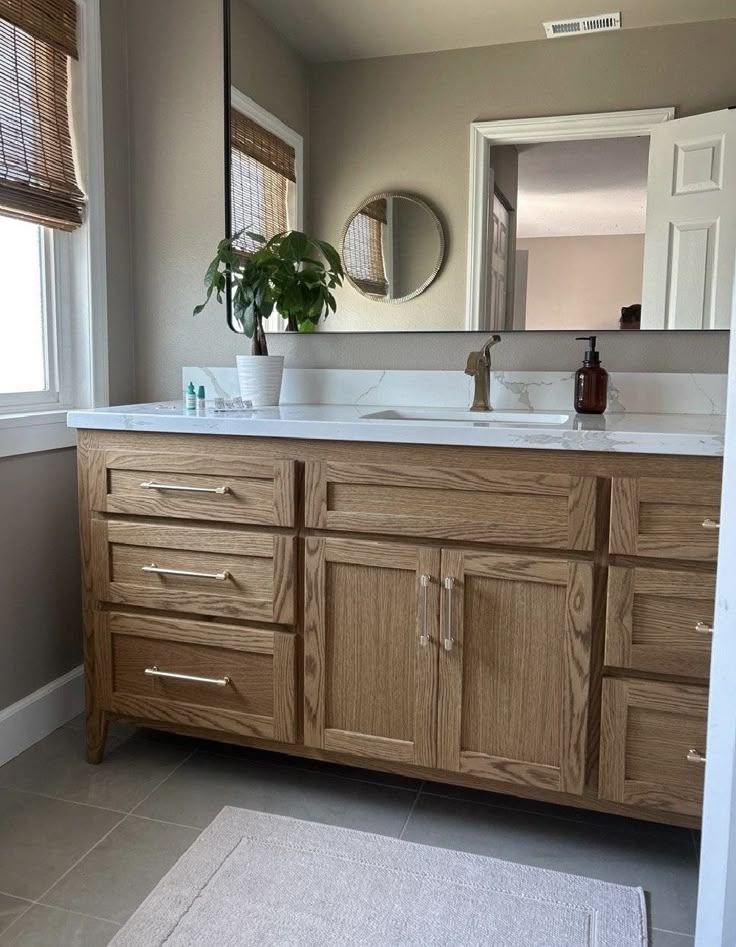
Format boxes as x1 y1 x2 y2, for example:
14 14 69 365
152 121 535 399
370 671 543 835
0 411 76 459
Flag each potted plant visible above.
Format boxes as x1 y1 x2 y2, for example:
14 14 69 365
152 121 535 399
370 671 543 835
194 230 344 406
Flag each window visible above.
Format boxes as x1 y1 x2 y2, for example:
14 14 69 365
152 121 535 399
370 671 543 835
343 198 389 297
229 90 303 256
0 0 107 454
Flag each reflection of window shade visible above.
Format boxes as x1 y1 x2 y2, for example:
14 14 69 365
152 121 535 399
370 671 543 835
344 202 388 296
230 108 295 254
0 0 86 231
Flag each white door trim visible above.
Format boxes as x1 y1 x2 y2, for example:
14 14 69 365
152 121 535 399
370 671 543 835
695 247 736 946
464 107 675 330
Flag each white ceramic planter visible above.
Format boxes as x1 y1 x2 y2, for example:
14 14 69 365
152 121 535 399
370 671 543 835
236 355 285 407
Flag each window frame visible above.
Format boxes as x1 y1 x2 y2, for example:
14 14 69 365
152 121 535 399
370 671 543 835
0 0 108 457
230 88 304 335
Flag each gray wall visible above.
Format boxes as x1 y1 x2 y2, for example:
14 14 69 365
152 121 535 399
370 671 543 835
0 451 82 707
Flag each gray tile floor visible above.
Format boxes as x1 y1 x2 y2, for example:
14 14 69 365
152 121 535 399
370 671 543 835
0 716 700 945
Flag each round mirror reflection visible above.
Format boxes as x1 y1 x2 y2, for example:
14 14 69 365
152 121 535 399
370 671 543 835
341 193 444 303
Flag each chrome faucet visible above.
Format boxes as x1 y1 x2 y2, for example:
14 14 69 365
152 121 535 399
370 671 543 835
465 334 502 411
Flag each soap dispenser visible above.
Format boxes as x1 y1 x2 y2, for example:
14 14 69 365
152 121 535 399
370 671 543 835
574 336 608 414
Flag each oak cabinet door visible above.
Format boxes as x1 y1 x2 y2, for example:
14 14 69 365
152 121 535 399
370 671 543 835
303 537 440 767
600 678 708 817
437 550 593 794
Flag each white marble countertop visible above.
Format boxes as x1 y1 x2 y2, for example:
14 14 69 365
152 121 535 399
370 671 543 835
67 402 725 456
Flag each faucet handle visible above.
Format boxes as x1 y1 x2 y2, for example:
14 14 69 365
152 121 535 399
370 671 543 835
465 351 481 376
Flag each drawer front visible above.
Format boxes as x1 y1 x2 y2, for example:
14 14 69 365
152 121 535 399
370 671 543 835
305 462 596 550
89 448 295 527
93 520 295 624
610 477 720 562
605 566 715 678
599 678 707 818
98 611 296 742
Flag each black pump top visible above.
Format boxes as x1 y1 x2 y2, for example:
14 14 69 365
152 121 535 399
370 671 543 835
576 336 601 365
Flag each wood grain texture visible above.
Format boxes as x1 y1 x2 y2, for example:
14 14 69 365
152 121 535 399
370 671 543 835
306 461 595 550
611 476 721 561
303 537 439 766
606 566 715 678
438 550 592 795
99 449 295 527
599 678 708 817
100 610 297 743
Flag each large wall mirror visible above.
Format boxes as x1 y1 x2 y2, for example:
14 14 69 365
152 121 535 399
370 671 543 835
224 0 733 333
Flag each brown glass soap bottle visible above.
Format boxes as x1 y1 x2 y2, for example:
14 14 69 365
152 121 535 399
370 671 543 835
574 336 608 414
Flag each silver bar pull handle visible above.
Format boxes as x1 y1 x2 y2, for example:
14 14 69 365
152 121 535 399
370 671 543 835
418 574 430 646
145 666 230 687
142 563 230 581
702 518 720 530
695 621 714 634
686 748 706 764
140 480 230 495
443 576 455 652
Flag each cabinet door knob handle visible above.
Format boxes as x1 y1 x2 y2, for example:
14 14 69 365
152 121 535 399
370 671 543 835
686 748 706 764
443 576 455 652
695 621 714 634
418 574 431 646
702 518 720 530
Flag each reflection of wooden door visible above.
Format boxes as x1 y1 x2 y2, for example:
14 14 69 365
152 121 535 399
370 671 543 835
303 537 440 767
641 108 736 329
437 549 593 794
488 193 510 329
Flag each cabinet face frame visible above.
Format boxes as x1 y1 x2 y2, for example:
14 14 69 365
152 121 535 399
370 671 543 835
600 678 708 817
97 611 297 743
436 549 594 795
303 536 441 767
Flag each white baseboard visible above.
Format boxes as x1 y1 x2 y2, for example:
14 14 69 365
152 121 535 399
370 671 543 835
0 666 84 768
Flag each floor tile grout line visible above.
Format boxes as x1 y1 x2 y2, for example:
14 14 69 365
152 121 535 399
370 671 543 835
30 901 122 929
0 786 129 817
0 898 35 941
124 812 202 833
398 782 424 840
128 747 199 817
651 925 696 938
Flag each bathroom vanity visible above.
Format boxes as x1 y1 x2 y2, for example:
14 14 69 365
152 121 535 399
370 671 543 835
69 404 723 829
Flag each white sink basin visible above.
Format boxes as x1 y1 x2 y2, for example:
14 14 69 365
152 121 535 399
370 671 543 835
362 408 570 425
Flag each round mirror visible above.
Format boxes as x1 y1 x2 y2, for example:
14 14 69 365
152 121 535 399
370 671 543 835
341 193 444 303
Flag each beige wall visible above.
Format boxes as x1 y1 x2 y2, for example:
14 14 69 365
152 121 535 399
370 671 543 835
518 234 645 331
0 450 82 707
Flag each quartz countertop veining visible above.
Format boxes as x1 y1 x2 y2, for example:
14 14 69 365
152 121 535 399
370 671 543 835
67 401 725 456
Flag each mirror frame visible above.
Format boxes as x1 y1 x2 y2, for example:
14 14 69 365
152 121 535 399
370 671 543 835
341 192 446 305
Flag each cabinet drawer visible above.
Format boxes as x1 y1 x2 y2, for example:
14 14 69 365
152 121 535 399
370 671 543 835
305 462 596 550
98 611 296 743
606 566 715 678
599 678 707 818
610 477 720 561
90 448 295 527
92 520 295 624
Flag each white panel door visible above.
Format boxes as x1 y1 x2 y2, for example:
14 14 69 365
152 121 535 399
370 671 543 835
487 194 510 330
641 109 736 330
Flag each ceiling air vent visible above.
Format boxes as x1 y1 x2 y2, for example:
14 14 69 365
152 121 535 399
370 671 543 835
543 12 621 38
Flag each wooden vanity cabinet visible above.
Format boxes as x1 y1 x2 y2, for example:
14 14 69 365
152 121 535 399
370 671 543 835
77 430 722 829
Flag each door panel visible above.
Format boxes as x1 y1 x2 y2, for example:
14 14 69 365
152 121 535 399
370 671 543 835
303 537 440 767
437 550 593 794
641 109 736 329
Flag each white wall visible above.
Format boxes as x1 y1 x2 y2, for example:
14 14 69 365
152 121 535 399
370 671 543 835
517 234 645 331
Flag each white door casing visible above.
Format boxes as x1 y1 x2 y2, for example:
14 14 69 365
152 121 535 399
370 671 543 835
641 109 736 330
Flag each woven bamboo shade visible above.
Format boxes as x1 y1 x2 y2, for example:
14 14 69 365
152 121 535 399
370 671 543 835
0 0 78 57
360 198 387 225
343 208 388 297
0 1 85 230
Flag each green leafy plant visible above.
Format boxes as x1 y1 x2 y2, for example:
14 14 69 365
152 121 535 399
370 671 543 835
194 230 344 355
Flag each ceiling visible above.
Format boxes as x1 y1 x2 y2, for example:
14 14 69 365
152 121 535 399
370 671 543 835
515 137 650 238
246 0 736 62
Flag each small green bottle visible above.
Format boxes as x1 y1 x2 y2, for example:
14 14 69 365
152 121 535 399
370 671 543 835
185 381 196 411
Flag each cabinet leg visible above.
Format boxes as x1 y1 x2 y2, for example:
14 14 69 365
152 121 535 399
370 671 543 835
86 708 108 764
